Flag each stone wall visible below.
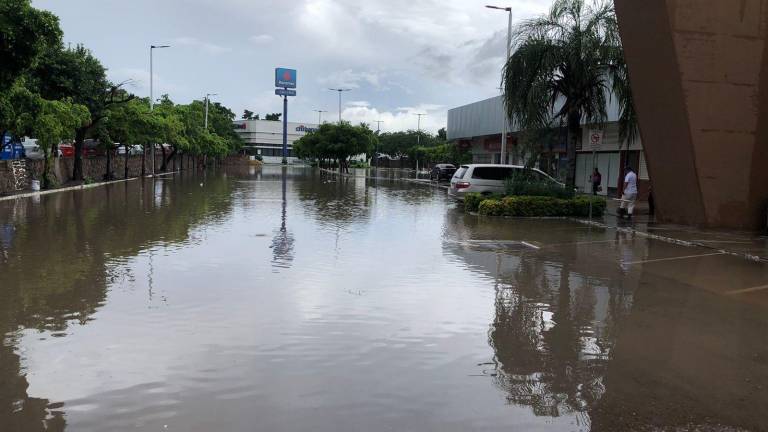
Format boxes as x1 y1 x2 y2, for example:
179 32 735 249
1 153 198 196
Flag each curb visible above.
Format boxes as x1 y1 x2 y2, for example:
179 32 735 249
0 170 181 202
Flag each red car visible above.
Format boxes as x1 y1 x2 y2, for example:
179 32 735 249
58 143 75 158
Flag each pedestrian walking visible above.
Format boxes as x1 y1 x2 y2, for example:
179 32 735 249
590 168 602 195
619 165 638 220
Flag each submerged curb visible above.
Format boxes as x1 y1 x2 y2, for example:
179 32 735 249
0 170 180 202
571 218 767 264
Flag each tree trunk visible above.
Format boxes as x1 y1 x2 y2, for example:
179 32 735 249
105 147 112 181
42 148 52 189
565 111 581 189
72 127 87 181
141 145 146 177
124 145 129 179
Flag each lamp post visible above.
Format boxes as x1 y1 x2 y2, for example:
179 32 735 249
204 93 218 129
486 5 512 165
150 44 170 176
375 120 384 169
329 88 352 123
414 113 426 174
314 109 328 124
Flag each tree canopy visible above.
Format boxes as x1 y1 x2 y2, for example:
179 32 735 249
293 122 376 168
502 0 636 186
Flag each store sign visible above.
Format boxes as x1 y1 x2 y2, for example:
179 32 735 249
295 125 318 133
589 129 604 150
275 88 297 97
233 123 247 130
275 68 297 89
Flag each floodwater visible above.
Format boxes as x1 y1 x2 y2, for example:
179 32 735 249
1 166 767 432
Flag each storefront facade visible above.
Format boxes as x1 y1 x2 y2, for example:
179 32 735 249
447 96 650 198
232 120 318 164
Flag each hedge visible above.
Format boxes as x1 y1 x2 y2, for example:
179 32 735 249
476 195 606 218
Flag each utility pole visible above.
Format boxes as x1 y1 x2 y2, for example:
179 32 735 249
150 44 170 176
486 5 512 164
329 88 352 123
204 93 218 130
314 109 327 125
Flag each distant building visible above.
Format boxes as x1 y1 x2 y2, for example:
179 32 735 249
446 95 650 197
232 119 319 164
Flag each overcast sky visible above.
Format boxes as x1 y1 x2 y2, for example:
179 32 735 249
33 0 551 133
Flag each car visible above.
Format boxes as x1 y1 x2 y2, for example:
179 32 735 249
22 139 44 160
448 164 564 200
117 144 143 156
58 143 75 158
430 163 457 181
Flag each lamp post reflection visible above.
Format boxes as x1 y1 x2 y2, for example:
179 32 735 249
271 166 295 270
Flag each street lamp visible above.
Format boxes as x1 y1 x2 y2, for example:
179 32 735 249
375 120 384 169
150 44 170 177
314 109 328 124
486 5 512 165
149 45 171 112
329 88 352 123
204 93 218 129
414 113 426 174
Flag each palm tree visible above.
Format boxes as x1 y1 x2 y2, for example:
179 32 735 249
502 0 636 188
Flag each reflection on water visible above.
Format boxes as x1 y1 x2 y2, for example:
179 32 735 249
1 167 767 431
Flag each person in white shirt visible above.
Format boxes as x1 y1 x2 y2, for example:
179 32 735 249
620 166 638 219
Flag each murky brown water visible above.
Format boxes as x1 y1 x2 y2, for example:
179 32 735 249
1 166 767 432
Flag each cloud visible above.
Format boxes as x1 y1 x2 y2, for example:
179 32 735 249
348 101 370 107
319 69 383 89
172 37 232 54
249 34 274 45
108 68 186 96
340 103 446 133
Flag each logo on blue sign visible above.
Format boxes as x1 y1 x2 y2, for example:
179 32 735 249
275 68 297 89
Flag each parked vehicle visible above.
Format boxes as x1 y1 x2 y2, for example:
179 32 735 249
117 144 143 156
22 139 44 160
58 143 75 158
430 163 456 181
448 164 564 200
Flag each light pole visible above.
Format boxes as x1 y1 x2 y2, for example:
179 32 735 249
414 113 426 173
150 44 170 177
329 88 352 123
314 109 328 124
487 5 512 164
375 120 383 169
204 93 218 129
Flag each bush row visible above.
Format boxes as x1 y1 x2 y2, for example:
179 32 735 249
465 193 606 218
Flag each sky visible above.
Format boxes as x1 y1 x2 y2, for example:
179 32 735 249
32 0 552 133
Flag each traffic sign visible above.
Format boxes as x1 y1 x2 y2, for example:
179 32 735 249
589 129 604 150
275 68 297 89
275 88 297 97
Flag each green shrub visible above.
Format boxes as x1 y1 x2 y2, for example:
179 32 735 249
504 170 573 199
478 199 504 216
464 193 485 212
475 195 606 218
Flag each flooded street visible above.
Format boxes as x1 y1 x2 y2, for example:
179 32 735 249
1 166 767 432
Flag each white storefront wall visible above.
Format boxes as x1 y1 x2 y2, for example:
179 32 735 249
233 120 318 164
575 123 643 195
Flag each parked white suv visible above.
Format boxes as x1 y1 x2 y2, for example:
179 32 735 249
448 164 564 200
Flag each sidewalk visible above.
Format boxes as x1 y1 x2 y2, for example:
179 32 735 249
582 199 768 262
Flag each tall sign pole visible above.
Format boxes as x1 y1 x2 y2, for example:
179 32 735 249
275 68 297 165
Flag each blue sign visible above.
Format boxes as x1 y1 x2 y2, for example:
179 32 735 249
275 88 297 97
275 68 297 89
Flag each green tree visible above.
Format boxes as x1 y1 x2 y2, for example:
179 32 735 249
0 0 62 91
15 95 90 188
502 0 636 188
28 43 134 181
265 112 282 121
242 109 254 120
293 122 376 172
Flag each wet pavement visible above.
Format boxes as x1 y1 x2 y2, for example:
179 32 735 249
0 166 766 431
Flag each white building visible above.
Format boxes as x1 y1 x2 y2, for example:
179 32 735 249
233 119 319 164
